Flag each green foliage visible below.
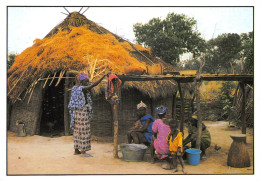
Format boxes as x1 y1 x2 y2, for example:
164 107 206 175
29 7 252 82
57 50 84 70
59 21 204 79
133 12 206 65
240 32 253 74
218 81 237 121
8 53 16 70
204 33 242 74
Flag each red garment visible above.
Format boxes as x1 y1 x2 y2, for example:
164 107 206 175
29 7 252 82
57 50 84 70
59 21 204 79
107 74 122 99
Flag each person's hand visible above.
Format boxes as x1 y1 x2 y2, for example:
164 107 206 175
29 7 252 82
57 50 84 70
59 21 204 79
106 72 111 77
177 147 182 156
166 150 171 156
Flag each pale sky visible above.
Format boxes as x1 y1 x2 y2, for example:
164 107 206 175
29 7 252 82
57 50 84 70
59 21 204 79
7 6 253 54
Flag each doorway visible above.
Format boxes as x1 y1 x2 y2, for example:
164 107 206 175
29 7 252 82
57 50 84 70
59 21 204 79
40 74 65 137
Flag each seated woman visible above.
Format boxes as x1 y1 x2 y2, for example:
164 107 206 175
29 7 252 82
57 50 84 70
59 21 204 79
151 105 171 163
127 101 155 146
183 115 211 160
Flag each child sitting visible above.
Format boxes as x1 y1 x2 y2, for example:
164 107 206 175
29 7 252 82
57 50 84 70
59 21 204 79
167 120 187 174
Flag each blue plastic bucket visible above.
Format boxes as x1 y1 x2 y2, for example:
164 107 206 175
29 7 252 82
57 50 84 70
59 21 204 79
186 149 202 166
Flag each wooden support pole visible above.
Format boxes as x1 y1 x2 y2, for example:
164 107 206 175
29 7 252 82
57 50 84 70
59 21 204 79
150 98 154 117
112 102 119 158
240 81 246 134
177 81 184 133
195 79 202 149
64 72 70 136
172 93 177 121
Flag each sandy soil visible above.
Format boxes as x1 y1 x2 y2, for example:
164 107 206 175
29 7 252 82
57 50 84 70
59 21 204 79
7 121 254 175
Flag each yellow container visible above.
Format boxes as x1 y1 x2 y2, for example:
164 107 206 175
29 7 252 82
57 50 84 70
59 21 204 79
179 70 197 75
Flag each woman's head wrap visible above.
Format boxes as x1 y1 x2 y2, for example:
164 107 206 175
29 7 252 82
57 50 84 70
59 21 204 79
155 105 167 115
137 101 147 110
78 73 89 81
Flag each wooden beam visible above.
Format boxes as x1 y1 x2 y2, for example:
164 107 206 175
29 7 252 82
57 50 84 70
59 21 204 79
117 75 195 82
177 81 184 133
240 81 246 134
195 79 202 149
117 74 253 83
64 72 70 136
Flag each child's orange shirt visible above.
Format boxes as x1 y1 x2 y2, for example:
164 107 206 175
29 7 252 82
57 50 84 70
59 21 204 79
166 131 183 154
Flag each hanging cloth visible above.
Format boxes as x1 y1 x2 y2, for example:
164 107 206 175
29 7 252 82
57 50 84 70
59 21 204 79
106 74 122 100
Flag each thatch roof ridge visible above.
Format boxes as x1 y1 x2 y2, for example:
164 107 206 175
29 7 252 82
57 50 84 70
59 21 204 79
8 11 177 103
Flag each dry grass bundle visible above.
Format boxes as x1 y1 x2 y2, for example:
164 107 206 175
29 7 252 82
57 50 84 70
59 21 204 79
124 79 177 99
147 64 162 75
124 66 146 75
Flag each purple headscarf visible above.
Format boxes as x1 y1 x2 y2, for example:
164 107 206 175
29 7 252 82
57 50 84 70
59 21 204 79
78 73 89 81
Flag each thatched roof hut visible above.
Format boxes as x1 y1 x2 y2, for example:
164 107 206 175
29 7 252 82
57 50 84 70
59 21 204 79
7 12 178 140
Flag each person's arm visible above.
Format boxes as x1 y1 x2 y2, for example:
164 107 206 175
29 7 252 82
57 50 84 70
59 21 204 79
67 70 79 76
167 132 172 145
132 118 151 132
183 134 192 146
82 73 109 90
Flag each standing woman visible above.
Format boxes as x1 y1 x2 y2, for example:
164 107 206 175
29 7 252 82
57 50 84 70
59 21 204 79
68 72 109 155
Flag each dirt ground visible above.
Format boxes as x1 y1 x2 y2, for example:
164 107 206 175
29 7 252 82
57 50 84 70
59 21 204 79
7 121 254 175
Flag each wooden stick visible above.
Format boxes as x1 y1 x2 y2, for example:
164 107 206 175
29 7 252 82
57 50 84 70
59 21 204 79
49 72 57 86
39 76 75 81
82 7 90 15
240 81 246 134
43 74 50 88
27 81 37 104
172 93 177 121
8 69 28 95
112 102 119 158
64 72 70 136
78 7 83 13
63 7 70 14
61 12 68 16
195 79 202 149
178 81 185 133
55 71 65 87
167 80 176 86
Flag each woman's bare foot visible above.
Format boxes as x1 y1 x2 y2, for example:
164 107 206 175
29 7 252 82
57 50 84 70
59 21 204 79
182 169 187 174
172 168 178 173
74 149 81 155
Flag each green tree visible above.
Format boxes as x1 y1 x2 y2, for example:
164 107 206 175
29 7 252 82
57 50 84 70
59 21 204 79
240 32 253 74
204 33 242 74
133 12 206 65
8 53 16 70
